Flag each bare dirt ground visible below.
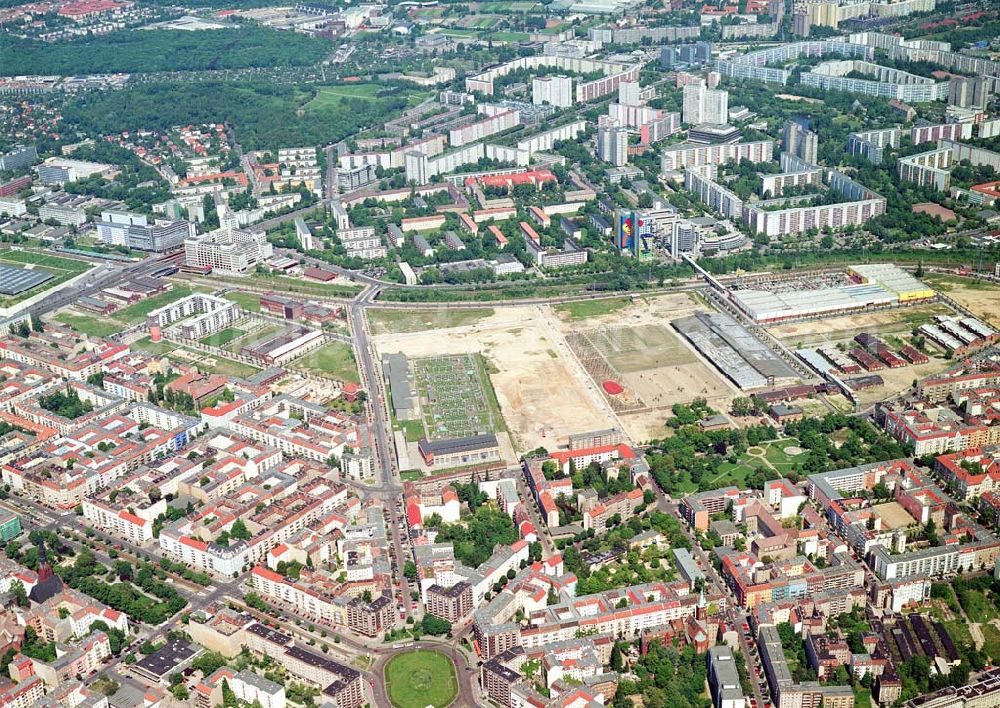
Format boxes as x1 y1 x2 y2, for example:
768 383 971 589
551 292 737 443
372 307 620 453
766 304 952 349
872 501 917 530
934 281 1000 329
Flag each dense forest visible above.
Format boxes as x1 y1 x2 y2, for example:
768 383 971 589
61 81 413 151
0 28 329 76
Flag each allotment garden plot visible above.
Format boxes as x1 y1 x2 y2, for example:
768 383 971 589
413 353 503 441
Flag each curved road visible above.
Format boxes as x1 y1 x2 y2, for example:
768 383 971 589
372 640 478 708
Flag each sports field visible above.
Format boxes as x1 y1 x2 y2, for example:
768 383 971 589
872 501 916 530
384 650 457 708
0 249 92 307
414 353 504 440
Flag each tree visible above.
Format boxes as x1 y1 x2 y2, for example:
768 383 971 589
9 580 27 608
30 315 43 333
421 613 451 636
924 519 939 547
403 560 417 581
229 518 251 541
610 642 624 672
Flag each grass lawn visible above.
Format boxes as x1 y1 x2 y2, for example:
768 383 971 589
202 356 260 379
981 622 1000 663
0 249 93 307
491 30 530 41
397 418 425 443
199 327 246 348
384 650 458 708
131 336 260 378
959 589 993 624
226 323 282 353
763 439 804 473
54 312 123 338
553 297 630 320
308 84 429 111
400 469 423 481
115 285 197 324
294 341 360 383
942 619 973 649
131 336 176 357
367 307 494 335
923 273 998 291
853 687 873 708
223 291 262 312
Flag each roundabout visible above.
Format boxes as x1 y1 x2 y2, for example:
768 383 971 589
384 648 459 708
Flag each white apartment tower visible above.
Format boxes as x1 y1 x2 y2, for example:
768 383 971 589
532 75 574 108
682 80 729 126
619 79 641 107
597 117 629 167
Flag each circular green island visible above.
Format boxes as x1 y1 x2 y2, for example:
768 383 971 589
384 649 458 708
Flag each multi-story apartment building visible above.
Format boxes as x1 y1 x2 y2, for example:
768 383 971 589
936 447 1000 500
97 211 194 252
682 81 728 125
0 145 37 172
532 75 573 108
346 594 394 637
783 121 818 165
911 122 972 145
145 293 242 340
449 110 520 147
183 227 273 273
596 117 629 167
661 141 774 172
685 169 744 219
426 581 475 622
801 60 949 102
846 128 902 164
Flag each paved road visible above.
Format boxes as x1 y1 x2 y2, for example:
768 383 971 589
370 640 479 708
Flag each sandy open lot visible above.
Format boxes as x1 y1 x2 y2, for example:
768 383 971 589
372 306 620 453
766 303 953 348
553 292 737 442
929 279 1000 329
873 501 916 530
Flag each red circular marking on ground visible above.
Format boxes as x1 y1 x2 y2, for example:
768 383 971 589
602 380 624 395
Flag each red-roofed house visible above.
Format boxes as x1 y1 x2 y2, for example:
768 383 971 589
548 443 635 474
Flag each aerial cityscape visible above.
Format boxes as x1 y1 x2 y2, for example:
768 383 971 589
0 0 999 706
